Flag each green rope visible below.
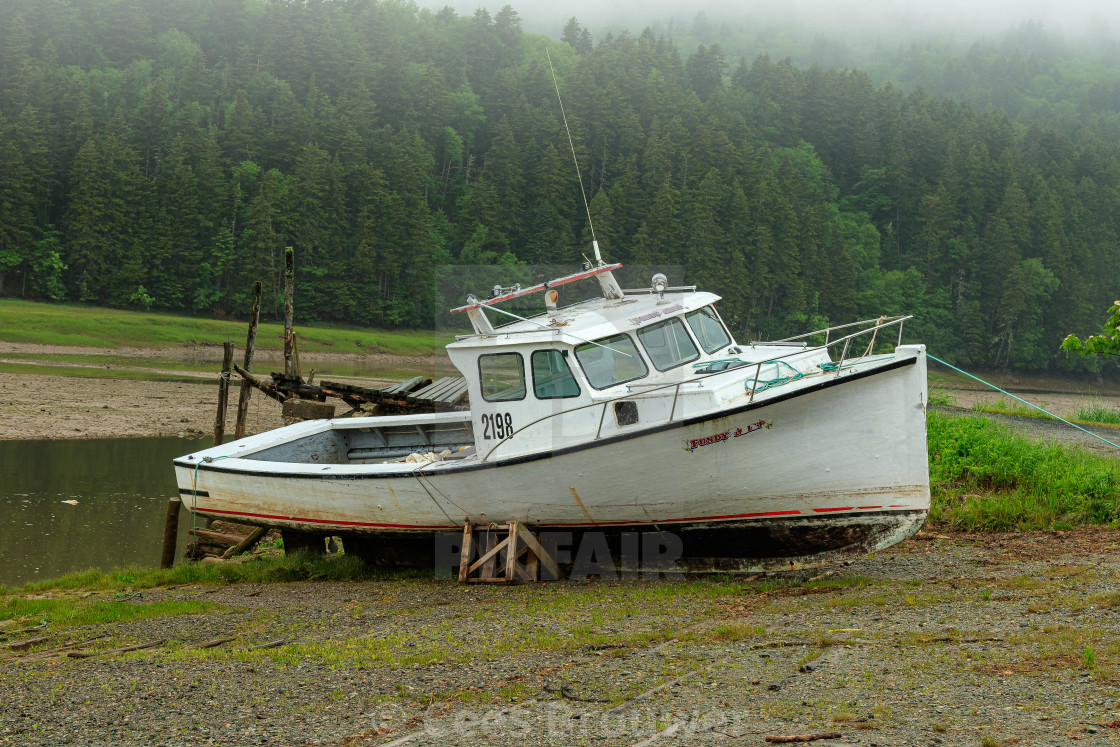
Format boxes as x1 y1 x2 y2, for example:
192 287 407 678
746 360 804 393
191 455 230 530
927 353 1120 450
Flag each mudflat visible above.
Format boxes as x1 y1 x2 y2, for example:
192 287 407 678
0 342 449 440
3 530 1119 746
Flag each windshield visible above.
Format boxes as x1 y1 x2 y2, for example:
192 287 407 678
637 317 700 371
685 306 732 353
574 334 648 389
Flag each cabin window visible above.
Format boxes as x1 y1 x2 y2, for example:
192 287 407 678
531 350 581 399
637 317 700 371
686 305 732 353
575 334 648 390
614 400 639 426
478 353 526 402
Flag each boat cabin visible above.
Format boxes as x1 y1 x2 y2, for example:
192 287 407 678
444 263 820 461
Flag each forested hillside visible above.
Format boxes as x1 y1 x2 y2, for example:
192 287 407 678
2 0 1119 372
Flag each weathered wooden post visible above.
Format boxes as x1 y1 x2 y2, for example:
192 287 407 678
283 247 295 379
160 496 182 569
213 341 234 447
234 281 263 439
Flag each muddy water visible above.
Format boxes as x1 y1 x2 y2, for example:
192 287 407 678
0 437 203 588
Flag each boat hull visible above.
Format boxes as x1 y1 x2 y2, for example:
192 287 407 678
175 349 930 571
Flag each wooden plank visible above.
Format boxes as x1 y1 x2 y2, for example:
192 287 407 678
409 377 458 403
504 521 520 581
427 377 464 398
407 376 450 400
381 376 422 396
433 378 468 404
187 527 244 548
515 522 559 580
220 526 269 559
436 380 469 405
458 521 474 583
468 533 509 576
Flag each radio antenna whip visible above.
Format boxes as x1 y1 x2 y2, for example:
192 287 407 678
546 48 601 263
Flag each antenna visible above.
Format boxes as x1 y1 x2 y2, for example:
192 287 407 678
546 49 601 264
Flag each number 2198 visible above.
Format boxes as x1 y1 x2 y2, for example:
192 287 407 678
481 412 513 440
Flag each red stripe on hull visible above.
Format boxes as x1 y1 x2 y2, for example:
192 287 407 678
188 504 924 531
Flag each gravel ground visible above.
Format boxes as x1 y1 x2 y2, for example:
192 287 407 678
4 530 1120 746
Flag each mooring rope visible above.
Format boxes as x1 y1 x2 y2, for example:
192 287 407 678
191 455 231 531
927 353 1120 450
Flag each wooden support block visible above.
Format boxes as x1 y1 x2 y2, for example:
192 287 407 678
458 521 560 583
504 521 520 581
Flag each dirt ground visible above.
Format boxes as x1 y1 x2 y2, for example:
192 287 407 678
0 343 450 441
5 530 1120 746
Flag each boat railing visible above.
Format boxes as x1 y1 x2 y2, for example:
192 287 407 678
770 315 908 348
478 314 912 462
619 285 697 295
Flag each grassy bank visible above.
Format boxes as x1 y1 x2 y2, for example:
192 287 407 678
0 298 451 355
928 410 1120 530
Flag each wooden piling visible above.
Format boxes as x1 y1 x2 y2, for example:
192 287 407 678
283 247 295 378
293 332 302 381
213 341 234 447
234 280 263 439
160 496 182 569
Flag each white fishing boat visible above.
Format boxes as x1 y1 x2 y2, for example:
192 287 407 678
173 256 930 572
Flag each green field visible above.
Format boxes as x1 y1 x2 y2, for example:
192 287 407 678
0 299 452 355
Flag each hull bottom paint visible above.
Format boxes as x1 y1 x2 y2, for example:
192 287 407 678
291 509 927 574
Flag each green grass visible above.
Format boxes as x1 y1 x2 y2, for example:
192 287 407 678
928 388 956 407
0 298 451 355
970 397 1049 419
1 596 225 629
928 411 1120 530
1076 403 1120 426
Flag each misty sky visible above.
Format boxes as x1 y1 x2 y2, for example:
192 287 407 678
417 0 1120 41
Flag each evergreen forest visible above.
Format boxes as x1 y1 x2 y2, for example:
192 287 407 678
2 0 1120 372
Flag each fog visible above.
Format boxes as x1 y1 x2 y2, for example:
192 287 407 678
418 0 1120 43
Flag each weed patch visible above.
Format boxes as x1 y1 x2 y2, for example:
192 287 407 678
928 411 1120 530
0 596 225 629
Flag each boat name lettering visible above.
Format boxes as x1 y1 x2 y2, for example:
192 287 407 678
661 304 684 314
683 420 773 452
481 412 514 440
630 311 662 325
